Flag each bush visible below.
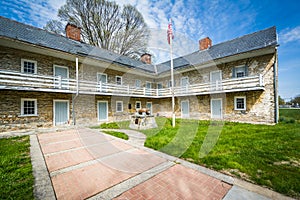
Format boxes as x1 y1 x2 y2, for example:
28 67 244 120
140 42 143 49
100 122 120 129
279 116 295 124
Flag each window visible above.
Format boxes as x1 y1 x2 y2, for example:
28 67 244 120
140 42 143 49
21 98 37 116
116 76 122 85
135 101 141 109
234 96 246 110
116 101 123 112
21 59 37 74
233 66 248 78
135 79 141 88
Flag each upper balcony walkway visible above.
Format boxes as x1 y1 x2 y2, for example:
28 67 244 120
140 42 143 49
0 70 264 98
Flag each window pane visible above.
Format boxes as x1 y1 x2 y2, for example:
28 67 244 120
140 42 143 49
24 61 35 74
236 98 245 109
236 72 245 78
23 100 35 115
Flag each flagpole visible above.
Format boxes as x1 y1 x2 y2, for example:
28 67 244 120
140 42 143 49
169 19 175 127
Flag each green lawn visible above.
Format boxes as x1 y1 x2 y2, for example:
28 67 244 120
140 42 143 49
102 130 129 140
0 136 34 199
140 110 300 199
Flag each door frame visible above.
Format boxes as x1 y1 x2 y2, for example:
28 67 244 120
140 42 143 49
181 100 190 118
210 98 223 119
97 101 108 121
53 100 70 126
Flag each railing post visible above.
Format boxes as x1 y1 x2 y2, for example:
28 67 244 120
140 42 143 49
156 88 159 96
259 74 264 86
99 82 102 92
58 76 62 89
143 87 146 96
127 85 130 94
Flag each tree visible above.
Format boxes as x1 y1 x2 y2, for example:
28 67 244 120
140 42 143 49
44 20 65 35
44 0 149 58
278 95 285 105
291 95 300 106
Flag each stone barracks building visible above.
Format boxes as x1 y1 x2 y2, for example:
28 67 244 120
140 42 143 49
0 16 279 131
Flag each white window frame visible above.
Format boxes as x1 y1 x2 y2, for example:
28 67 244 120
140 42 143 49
135 101 141 110
234 96 246 111
116 101 123 112
21 59 37 74
235 66 246 78
135 79 141 88
21 98 37 116
116 76 122 85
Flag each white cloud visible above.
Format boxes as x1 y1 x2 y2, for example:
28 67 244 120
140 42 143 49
279 26 300 44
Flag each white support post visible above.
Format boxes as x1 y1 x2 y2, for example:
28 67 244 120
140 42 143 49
76 57 79 94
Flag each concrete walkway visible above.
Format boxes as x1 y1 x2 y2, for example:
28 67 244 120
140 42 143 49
27 128 293 200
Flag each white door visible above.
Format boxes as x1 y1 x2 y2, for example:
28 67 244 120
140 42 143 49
211 99 222 119
146 102 152 114
54 100 69 125
181 101 189 118
181 77 189 93
54 65 69 89
146 82 151 96
157 83 162 96
97 73 107 92
97 101 108 121
210 70 222 90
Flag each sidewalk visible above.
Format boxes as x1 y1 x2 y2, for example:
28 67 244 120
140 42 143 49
29 128 293 200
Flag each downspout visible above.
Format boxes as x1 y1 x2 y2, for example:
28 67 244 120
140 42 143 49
72 57 79 125
273 49 279 123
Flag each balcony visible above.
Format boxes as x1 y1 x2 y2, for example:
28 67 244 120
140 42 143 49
0 70 264 98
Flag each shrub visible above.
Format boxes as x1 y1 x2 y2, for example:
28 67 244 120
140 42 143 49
100 122 120 129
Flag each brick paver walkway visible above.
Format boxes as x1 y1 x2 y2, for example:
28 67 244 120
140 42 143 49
36 128 233 199
114 164 231 200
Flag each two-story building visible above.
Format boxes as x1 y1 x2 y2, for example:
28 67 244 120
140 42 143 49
0 16 278 131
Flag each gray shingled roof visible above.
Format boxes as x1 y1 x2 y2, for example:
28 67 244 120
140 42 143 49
0 16 155 73
156 26 278 74
0 16 277 75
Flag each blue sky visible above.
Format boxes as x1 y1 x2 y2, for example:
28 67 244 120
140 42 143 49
0 0 299 100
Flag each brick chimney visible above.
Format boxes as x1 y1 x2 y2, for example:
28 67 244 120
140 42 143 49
141 53 152 64
65 23 81 41
199 37 212 50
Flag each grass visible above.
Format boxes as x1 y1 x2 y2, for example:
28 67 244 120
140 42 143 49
102 130 129 140
0 136 34 199
140 109 300 199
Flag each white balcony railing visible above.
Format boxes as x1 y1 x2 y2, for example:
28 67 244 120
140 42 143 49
0 70 264 97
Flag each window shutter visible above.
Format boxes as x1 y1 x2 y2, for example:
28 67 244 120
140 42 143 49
245 65 248 76
232 67 236 78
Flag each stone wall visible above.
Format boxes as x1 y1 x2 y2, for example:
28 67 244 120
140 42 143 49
0 46 75 77
0 90 72 132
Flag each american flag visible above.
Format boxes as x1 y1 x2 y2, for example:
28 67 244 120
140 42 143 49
167 19 174 45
